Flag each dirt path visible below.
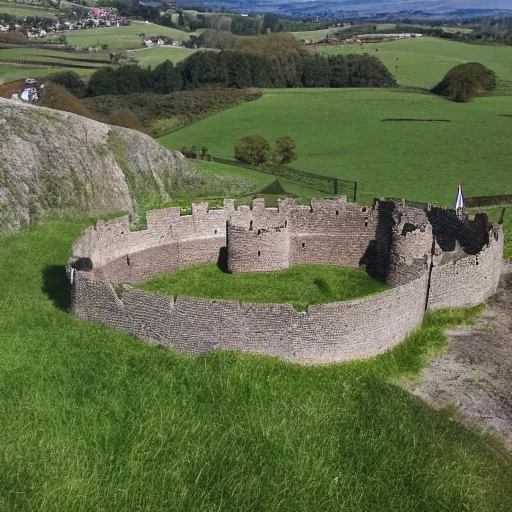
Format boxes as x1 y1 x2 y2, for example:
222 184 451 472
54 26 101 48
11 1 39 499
408 261 512 452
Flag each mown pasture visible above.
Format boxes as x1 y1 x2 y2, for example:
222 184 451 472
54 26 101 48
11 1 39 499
0 0 59 18
1 219 512 511
53 23 191 52
312 37 512 90
292 24 397 41
130 46 198 67
159 88 512 205
0 62 96 83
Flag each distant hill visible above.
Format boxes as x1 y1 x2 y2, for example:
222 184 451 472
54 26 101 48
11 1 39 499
179 0 512 17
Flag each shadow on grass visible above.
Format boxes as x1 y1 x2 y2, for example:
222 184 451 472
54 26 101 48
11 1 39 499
42 265 71 312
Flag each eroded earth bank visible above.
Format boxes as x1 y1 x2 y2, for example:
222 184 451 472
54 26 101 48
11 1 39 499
408 261 512 452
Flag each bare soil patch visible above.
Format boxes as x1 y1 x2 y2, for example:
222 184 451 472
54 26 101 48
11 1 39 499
407 261 512 451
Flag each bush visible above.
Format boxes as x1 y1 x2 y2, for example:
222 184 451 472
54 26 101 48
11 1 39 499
275 135 297 165
431 62 497 103
48 71 86 98
152 60 181 94
234 135 270 165
86 67 119 97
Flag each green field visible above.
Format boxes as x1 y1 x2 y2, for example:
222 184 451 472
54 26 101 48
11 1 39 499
0 46 111 73
292 24 396 41
129 46 198 67
53 23 191 52
1 219 512 511
158 88 512 205
190 160 328 200
441 25 474 34
139 263 390 310
0 63 96 83
0 0 59 17
312 37 512 90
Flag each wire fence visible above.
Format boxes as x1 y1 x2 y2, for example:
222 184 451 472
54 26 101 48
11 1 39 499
465 194 512 208
212 157 358 202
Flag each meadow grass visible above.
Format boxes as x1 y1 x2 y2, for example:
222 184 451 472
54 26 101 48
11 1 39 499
311 37 512 89
0 0 59 17
138 263 391 311
52 23 191 52
191 160 329 199
0 47 111 63
129 46 198 67
0 63 95 83
291 24 397 41
158 88 512 206
0 219 512 511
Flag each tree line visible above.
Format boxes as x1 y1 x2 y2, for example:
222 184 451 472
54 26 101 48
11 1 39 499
55 50 396 98
180 50 396 89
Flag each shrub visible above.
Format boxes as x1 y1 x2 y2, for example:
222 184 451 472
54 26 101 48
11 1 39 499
152 60 180 94
432 62 497 103
234 135 270 165
275 135 297 165
107 108 147 133
48 71 86 98
86 67 119 97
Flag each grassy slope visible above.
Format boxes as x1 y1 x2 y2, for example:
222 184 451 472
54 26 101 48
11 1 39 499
139 263 391 311
130 46 197 67
312 37 512 90
158 89 512 205
191 160 326 199
292 24 396 41
1 219 512 511
0 63 95 83
0 47 110 63
0 0 58 17
55 23 191 52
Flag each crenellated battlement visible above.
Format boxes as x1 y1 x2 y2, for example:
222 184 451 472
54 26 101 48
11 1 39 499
68 197 504 363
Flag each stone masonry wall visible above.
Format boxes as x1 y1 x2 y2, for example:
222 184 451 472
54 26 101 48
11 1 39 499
69 198 504 363
71 271 429 364
427 227 504 310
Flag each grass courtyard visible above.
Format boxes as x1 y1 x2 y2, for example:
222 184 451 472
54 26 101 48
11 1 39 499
138 263 391 310
1 219 511 511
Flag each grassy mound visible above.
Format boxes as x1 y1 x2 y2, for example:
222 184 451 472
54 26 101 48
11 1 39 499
139 264 392 310
1 219 512 511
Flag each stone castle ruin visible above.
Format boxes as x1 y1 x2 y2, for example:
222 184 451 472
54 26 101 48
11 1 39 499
68 197 504 364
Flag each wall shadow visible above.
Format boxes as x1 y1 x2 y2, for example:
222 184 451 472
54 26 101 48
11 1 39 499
217 246 229 273
42 265 71 312
361 200 395 283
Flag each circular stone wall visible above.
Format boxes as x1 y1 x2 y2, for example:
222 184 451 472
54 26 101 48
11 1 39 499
68 198 504 364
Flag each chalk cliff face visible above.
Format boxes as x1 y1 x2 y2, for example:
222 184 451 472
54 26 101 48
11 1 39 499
0 97 194 234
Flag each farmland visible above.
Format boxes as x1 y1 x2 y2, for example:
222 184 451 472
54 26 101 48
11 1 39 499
0 63 96 83
159 88 512 205
130 46 197 67
312 37 512 90
0 0 59 18
53 23 191 52
292 23 396 41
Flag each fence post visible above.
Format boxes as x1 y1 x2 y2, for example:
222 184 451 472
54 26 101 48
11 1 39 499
333 179 338 196
353 182 358 203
